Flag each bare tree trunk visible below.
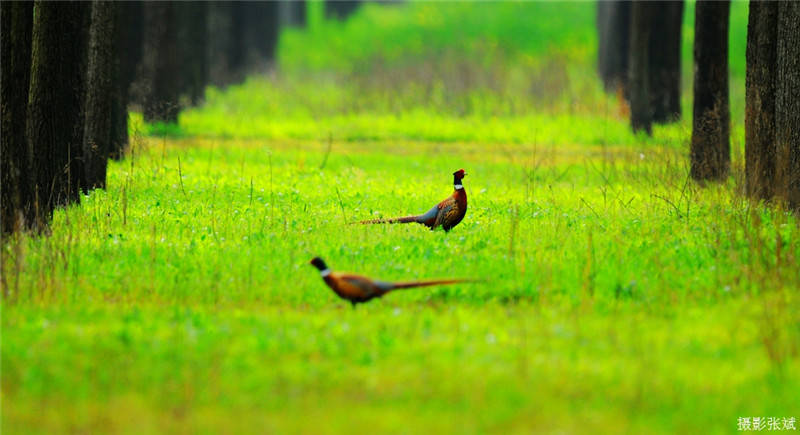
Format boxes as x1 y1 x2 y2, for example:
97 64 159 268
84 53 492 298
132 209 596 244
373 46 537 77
280 0 306 28
110 1 143 159
628 1 651 134
228 1 247 81
142 1 179 123
83 1 116 191
1 1 34 234
325 1 361 20
246 1 280 70
27 1 90 225
649 0 684 123
775 1 800 211
690 0 730 181
597 1 631 93
745 1 778 200
178 2 208 106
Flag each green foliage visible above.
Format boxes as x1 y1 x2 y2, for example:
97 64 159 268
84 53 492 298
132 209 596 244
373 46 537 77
3 1 797 433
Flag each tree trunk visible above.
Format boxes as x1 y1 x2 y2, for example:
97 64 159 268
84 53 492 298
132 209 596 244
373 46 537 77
110 1 143 159
690 0 730 181
228 1 247 82
325 1 361 20
745 1 778 200
142 1 179 123
597 1 630 93
775 2 800 211
83 1 116 191
27 1 90 224
208 2 231 86
1 1 34 234
649 0 684 123
628 1 651 135
246 2 280 70
178 2 208 106
280 0 306 28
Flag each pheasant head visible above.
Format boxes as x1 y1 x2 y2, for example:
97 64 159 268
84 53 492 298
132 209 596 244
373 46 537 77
453 169 466 189
309 257 331 276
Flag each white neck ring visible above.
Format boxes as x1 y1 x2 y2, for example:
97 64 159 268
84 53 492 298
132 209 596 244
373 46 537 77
454 184 463 190
320 269 331 277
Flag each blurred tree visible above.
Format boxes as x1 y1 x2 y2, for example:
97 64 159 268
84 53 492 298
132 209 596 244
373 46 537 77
745 1 777 200
110 1 143 159
208 1 279 85
1 1 34 234
628 1 651 134
775 1 800 211
280 0 307 28
597 0 630 93
208 1 233 86
208 1 247 86
142 1 179 123
83 1 116 191
228 1 247 81
246 1 280 69
690 0 730 181
649 0 684 123
598 1 683 129
27 1 90 224
178 2 208 105
325 1 361 20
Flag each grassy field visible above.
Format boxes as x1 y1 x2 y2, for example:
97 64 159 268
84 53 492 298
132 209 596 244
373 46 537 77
3 1 799 433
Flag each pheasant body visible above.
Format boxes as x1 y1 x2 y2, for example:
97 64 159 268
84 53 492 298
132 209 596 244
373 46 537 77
359 169 467 232
310 257 472 306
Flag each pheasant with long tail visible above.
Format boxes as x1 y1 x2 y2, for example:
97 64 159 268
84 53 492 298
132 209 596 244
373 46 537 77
359 169 468 232
310 257 473 306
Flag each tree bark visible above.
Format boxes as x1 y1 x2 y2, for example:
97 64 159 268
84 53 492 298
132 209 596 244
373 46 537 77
649 0 684 123
110 1 143 159
228 1 247 81
745 1 778 200
691 0 730 181
246 1 280 70
83 1 116 191
775 2 800 211
597 1 630 93
325 1 361 20
142 1 179 123
178 2 208 106
1 1 34 234
27 1 90 224
628 1 651 135
280 0 306 28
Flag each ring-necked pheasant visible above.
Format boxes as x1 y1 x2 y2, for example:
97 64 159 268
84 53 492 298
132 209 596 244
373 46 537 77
358 169 467 232
310 257 473 306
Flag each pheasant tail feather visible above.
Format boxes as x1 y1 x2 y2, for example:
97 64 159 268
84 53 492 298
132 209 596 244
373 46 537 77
358 215 419 225
389 278 475 290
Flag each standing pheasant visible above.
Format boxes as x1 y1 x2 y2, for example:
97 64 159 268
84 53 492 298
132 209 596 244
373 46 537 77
309 257 473 306
359 169 468 232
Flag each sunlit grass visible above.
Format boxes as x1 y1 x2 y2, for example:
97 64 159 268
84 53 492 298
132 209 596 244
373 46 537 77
3 135 799 433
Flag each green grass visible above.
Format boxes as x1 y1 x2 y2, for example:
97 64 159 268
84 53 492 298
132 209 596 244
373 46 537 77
3 1 799 433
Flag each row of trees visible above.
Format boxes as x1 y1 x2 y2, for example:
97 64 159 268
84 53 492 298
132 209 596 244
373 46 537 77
597 0 799 210
1 1 367 235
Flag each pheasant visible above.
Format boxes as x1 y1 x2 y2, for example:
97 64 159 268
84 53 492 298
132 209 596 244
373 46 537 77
358 169 467 232
309 257 473 306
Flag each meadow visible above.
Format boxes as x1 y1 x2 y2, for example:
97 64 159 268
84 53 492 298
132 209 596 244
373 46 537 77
3 1 799 433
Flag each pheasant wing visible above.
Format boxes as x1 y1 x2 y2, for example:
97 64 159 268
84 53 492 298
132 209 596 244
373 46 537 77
434 197 457 228
336 274 383 299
